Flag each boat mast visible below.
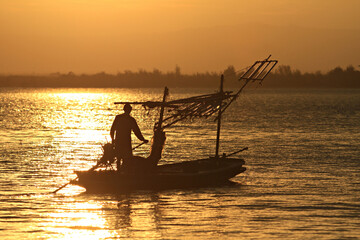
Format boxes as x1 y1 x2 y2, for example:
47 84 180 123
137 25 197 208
215 74 224 158
155 86 169 131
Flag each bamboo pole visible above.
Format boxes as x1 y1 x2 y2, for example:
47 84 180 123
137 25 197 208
215 74 224 159
155 87 168 131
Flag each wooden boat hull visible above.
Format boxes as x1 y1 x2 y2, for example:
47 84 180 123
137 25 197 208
71 158 246 193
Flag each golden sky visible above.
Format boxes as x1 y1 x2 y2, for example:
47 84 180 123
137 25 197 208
1 0 359 74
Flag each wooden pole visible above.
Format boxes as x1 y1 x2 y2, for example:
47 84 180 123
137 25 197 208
215 75 224 158
156 86 168 131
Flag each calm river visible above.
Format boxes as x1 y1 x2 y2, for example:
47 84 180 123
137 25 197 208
0 88 359 239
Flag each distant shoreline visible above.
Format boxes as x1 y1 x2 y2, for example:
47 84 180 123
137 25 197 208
1 65 359 88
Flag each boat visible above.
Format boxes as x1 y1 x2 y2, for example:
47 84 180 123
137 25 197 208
68 56 278 193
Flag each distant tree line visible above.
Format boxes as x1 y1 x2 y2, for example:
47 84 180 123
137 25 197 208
0 65 359 88
266 65 360 88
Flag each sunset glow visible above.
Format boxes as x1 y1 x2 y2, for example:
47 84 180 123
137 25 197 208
1 0 359 74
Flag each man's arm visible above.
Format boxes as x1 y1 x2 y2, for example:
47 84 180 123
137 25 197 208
132 118 148 143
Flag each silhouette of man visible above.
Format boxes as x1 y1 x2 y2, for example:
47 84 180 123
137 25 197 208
110 103 148 170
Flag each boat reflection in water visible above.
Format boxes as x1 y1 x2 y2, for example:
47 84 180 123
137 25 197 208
41 192 172 239
44 187 248 239
106 193 163 238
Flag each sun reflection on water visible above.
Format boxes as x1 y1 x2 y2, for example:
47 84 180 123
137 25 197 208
45 201 114 240
40 194 165 239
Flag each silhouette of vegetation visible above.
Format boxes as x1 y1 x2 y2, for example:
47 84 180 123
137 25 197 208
0 65 359 88
266 65 360 88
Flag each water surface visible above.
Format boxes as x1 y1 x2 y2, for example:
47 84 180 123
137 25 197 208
0 88 359 239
